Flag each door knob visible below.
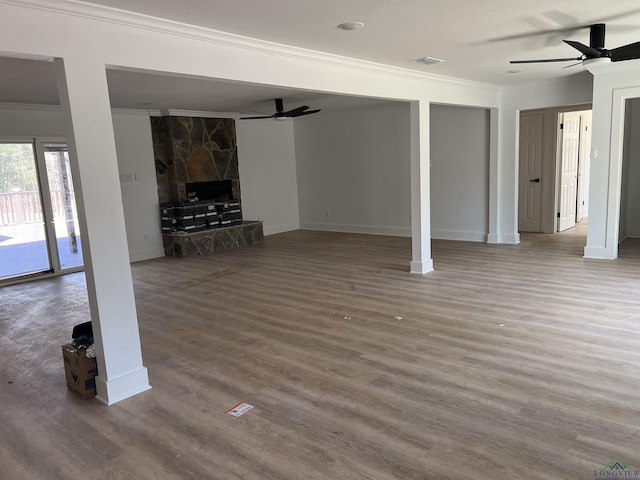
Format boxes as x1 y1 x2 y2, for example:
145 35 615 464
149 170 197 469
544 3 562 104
529 178 541 183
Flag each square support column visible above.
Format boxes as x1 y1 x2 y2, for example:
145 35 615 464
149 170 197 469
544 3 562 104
409 100 434 274
55 58 151 405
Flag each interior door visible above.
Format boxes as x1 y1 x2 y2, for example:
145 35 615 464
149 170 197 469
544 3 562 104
558 112 581 232
518 113 544 232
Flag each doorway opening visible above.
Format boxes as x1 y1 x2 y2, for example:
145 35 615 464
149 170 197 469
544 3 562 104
0 139 83 281
619 97 640 251
518 105 592 238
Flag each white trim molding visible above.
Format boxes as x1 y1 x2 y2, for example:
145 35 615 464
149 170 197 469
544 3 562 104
300 222 411 237
95 367 152 406
431 229 487 242
1 0 500 90
487 232 520 244
410 259 434 275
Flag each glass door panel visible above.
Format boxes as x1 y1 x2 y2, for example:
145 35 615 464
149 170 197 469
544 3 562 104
44 146 83 270
0 143 51 280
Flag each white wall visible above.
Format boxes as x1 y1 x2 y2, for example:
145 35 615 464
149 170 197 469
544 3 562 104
111 110 164 261
236 119 299 235
0 104 164 262
0 103 65 137
430 104 489 241
294 102 411 236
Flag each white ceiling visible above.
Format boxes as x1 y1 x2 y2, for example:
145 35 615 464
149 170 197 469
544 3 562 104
2 0 640 112
68 0 640 84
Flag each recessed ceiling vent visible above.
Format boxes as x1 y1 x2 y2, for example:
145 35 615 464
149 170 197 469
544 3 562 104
411 56 445 66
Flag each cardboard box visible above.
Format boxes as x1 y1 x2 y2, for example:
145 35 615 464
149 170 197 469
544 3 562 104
62 344 98 400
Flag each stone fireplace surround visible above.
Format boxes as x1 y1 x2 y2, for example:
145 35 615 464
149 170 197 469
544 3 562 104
151 115 263 256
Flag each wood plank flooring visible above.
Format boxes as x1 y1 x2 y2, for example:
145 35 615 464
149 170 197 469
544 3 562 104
1 226 640 479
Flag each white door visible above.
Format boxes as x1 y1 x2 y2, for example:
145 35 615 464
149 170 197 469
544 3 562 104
558 112 581 232
518 113 544 232
575 111 592 223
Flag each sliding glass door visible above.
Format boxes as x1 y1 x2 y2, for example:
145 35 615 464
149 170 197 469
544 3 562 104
43 144 83 270
0 142 51 279
0 140 83 281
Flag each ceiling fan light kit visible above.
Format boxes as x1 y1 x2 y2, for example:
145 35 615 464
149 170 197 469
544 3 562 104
509 23 640 68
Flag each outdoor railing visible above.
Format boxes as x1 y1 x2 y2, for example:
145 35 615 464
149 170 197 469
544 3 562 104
0 190 74 226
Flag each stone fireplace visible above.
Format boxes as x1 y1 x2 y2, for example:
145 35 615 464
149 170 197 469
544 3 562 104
150 116 241 204
150 115 263 257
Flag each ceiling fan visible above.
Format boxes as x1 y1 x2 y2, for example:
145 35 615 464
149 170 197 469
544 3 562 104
510 23 640 67
240 98 321 120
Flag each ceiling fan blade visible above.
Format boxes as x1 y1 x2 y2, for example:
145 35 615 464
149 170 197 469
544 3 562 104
609 41 640 62
488 28 574 43
510 57 581 64
564 40 602 57
275 98 284 113
283 105 309 117
562 61 584 69
289 109 321 117
240 115 274 120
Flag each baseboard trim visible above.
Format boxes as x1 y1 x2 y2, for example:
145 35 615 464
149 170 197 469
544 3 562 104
129 246 165 263
300 222 411 237
583 245 607 259
410 259 434 274
431 229 487 242
487 232 520 244
95 366 151 406
263 223 300 236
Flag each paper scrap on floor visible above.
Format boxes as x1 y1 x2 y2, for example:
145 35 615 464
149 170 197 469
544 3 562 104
226 402 254 417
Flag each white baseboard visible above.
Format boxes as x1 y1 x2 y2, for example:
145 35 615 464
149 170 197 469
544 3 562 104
95 366 152 406
300 222 411 237
583 245 607 259
431 229 487 242
129 246 165 263
487 232 520 244
410 259 434 274
263 222 300 236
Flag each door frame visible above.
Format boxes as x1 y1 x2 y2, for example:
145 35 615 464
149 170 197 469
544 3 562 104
518 103 592 234
607 86 640 259
0 136 84 286
555 110 592 232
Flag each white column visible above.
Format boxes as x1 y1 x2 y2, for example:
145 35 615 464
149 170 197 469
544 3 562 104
409 100 434 274
55 58 151 405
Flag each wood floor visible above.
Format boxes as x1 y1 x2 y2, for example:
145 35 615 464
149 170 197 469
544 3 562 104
2 227 640 479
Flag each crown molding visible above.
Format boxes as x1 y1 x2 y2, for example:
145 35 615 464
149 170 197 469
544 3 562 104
0 102 166 116
111 107 161 116
0 101 60 111
1 0 501 91
160 109 239 119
